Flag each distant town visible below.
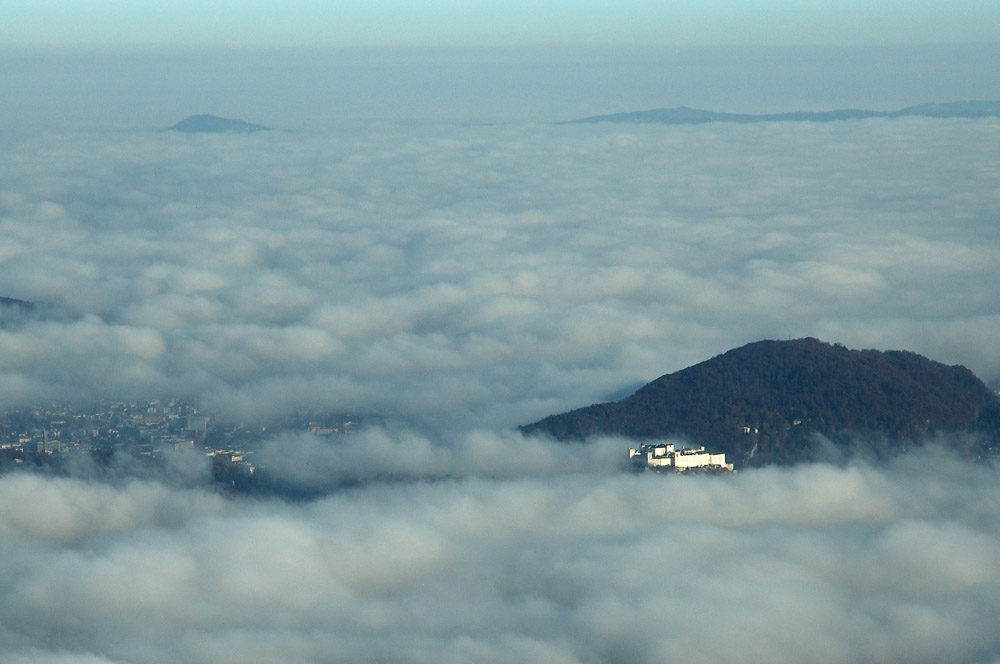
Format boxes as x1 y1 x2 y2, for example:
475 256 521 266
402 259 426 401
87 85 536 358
0 399 369 492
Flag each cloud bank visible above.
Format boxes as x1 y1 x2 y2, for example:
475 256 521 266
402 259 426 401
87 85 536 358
1 117 999 429
1 450 998 663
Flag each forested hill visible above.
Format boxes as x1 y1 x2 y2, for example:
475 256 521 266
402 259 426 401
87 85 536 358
519 338 1000 466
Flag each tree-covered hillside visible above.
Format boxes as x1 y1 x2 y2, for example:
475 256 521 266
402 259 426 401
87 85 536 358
520 338 1000 466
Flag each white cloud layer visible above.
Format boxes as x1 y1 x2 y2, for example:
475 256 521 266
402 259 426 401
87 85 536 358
1 117 999 427
1 449 998 663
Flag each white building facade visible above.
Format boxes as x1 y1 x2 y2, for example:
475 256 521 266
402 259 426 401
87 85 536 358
628 443 733 471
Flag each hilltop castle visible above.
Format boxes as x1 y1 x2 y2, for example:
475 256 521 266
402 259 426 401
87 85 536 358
629 442 734 472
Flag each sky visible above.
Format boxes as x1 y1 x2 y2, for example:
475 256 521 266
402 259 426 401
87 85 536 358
2 4 1000 664
3 0 1000 47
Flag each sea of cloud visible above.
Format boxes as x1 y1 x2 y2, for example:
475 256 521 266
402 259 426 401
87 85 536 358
2 73 1000 661
1 447 999 664
1 117 998 428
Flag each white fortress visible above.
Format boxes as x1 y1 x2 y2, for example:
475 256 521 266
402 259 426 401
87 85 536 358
628 442 734 472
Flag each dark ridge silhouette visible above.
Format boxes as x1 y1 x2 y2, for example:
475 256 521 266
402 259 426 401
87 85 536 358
519 338 1000 467
164 114 272 134
563 101 1000 125
0 296 33 310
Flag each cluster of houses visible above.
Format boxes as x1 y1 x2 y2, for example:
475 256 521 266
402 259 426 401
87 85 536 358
628 442 734 472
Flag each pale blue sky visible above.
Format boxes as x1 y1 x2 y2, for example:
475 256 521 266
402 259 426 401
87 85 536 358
2 0 999 48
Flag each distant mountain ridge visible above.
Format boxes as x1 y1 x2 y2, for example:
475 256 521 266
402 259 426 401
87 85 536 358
519 338 1000 466
0 296 33 309
564 101 1000 125
164 115 272 134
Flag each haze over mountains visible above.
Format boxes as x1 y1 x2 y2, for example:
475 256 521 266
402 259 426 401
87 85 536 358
165 102 1000 135
522 338 1000 466
565 100 1000 125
